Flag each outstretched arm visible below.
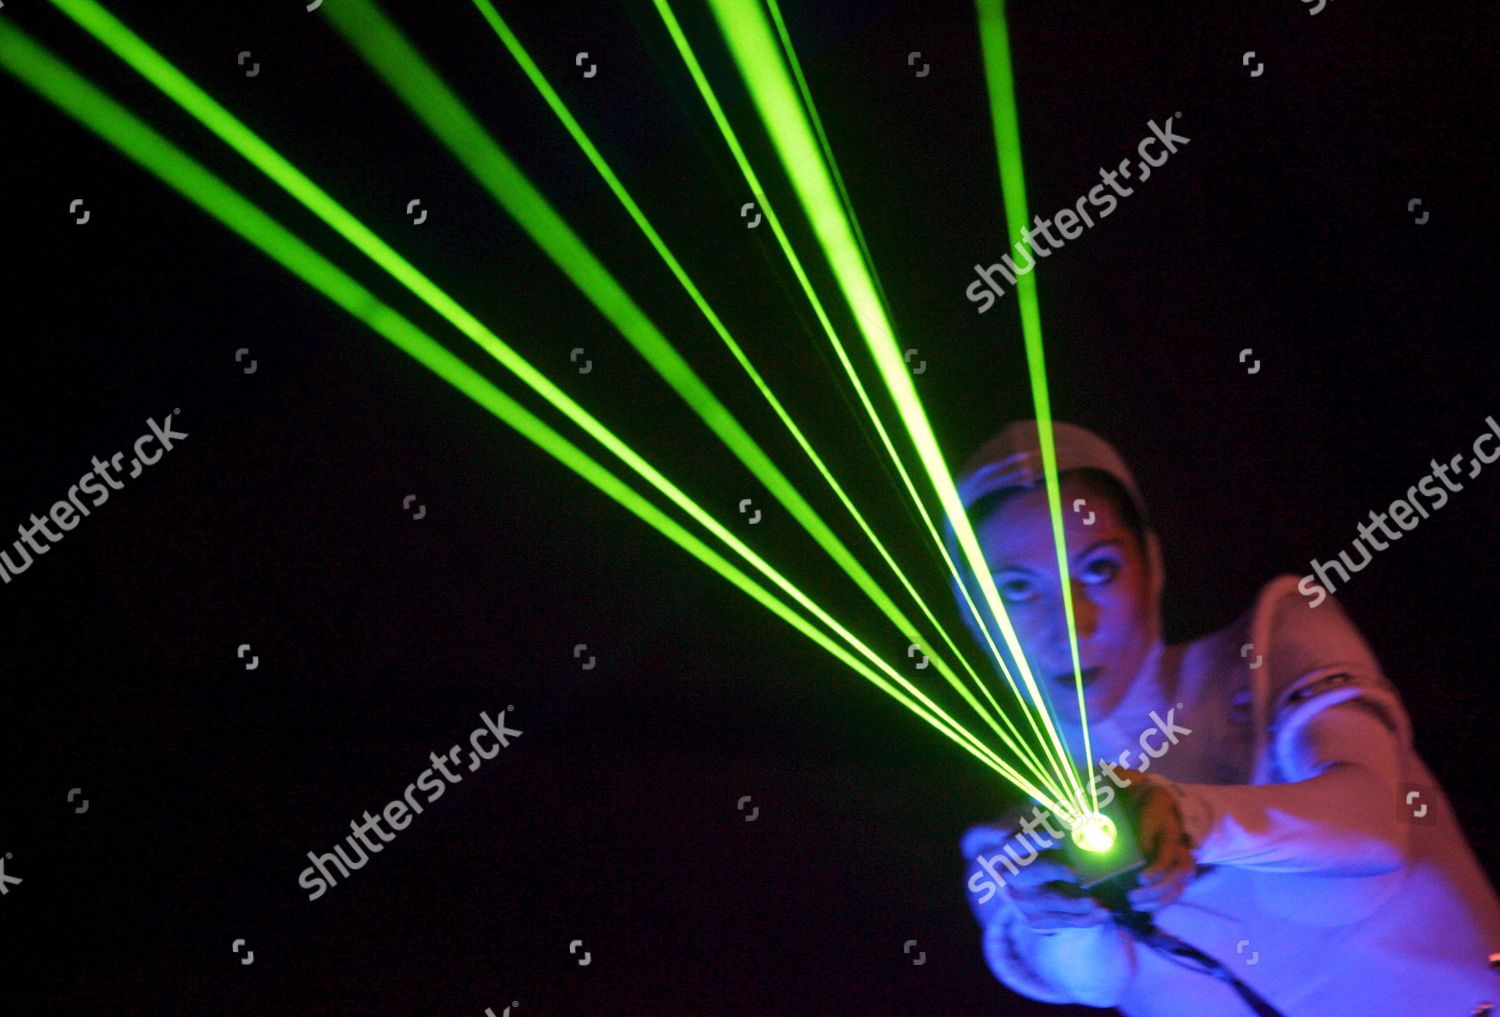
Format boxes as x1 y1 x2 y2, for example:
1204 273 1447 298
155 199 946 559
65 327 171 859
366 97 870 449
1158 701 1406 875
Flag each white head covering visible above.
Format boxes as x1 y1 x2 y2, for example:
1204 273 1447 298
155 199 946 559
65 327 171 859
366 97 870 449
955 420 1149 525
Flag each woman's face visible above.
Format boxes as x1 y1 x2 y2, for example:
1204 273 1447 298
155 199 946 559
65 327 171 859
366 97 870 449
969 476 1158 721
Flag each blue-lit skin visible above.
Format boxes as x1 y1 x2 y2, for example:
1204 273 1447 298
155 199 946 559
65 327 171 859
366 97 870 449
971 475 1159 723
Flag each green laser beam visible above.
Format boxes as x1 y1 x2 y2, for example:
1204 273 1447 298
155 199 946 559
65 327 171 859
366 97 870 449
37 0 1076 811
702 0 1091 818
976 0 1096 813
699 0 1087 814
465 0 1063 798
0 15 1076 818
762 0 1091 813
648 0 1079 812
318 0 1073 807
763 0 893 324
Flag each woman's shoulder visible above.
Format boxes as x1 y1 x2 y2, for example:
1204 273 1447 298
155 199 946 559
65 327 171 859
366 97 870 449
1177 575 1377 671
1169 575 1412 782
1174 574 1400 726
1247 574 1382 682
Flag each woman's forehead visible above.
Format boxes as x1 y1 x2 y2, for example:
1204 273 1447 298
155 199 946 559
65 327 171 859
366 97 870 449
974 479 1132 566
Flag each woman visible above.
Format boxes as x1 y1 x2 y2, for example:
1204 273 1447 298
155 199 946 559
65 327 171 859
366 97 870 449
951 421 1500 1015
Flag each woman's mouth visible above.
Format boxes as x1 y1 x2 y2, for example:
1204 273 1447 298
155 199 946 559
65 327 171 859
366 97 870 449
1050 666 1103 687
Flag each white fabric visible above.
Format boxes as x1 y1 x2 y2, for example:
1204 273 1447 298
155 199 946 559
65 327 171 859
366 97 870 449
960 576 1500 1015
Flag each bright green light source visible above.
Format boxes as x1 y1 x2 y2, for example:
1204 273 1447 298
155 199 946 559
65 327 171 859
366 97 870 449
1071 812 1117 854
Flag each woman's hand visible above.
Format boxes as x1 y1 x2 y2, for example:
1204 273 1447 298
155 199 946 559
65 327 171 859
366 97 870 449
1003 850 1114 930
1115 767 1196 910
966 822 1113 931
964 824 1108 930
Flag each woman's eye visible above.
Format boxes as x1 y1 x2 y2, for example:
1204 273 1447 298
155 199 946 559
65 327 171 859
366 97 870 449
1081 559 1120 584
997 578 1037 603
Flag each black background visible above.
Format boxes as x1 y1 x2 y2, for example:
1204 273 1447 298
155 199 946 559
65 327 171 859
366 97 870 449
3 1 1498 1014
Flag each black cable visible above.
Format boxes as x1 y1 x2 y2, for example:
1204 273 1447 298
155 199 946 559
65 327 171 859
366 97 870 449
1092 881 1287 1017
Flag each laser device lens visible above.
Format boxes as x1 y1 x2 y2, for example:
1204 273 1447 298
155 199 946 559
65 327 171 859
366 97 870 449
1072 812 1117 853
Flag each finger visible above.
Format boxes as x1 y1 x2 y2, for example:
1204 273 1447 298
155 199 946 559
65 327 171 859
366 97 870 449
1141 837 1173 879
1134 851 1193 897
1143 841 1192 884
1141 838 1180 880
1141 839 1193 884
1128 870 1190 910
1013 887 1102 913
1135 794 1166 838
1006 857 1079 887
1131 850 1194 906
1021 906 1111 930
1138 799 1188 875
1127 887 1180 911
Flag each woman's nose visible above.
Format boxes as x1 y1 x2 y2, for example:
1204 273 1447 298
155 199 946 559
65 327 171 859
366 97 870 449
1063 579 1099 642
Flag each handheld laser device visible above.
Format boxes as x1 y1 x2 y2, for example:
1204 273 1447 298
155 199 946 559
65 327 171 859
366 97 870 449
1060 793 1147 892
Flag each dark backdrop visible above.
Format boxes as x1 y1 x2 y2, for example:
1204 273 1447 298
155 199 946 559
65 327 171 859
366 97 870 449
4 1 1498 1014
